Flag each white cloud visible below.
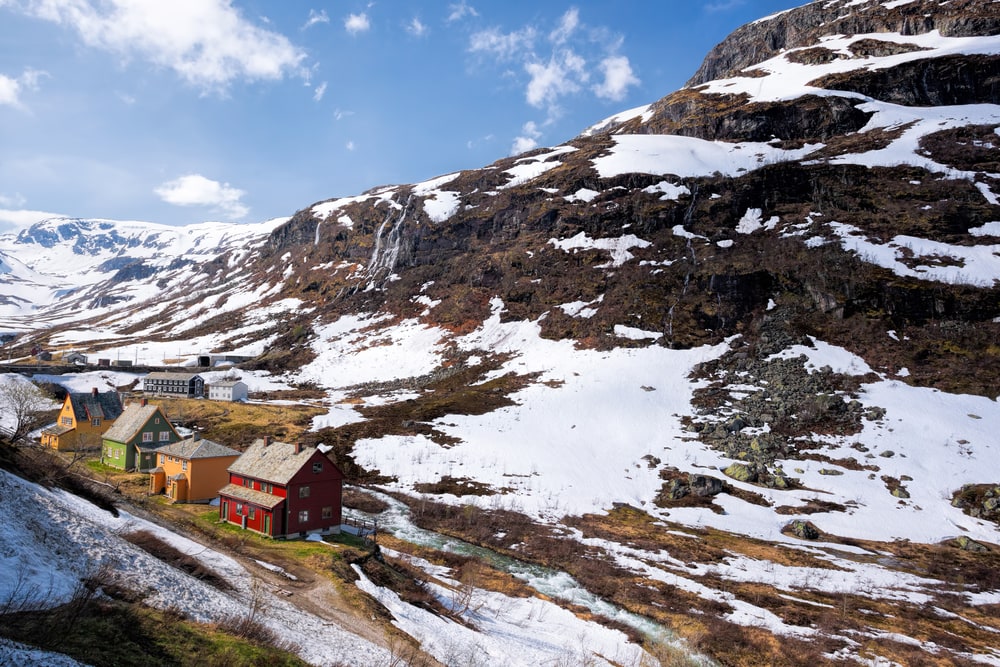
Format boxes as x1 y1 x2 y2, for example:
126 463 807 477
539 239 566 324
345 13 370 35
593 55 639 101
468 9 636 119
0 75 20 108
313 81 327 102
549 8 579 45
346 141 356 151
0 208 65 230
154 174 249 220
407 17 428 37
447 1 478 22
510 121 541 155
0 67 46 109
469 26 537 62
525 50 586 109
4 0 307 93
334 108 354 121
0 192 27 208
303 9 329 30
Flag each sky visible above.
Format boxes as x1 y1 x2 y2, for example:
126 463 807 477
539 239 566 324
0 0 804 231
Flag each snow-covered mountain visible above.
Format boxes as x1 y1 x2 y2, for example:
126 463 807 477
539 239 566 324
0 216 282 329
3 1 1000 664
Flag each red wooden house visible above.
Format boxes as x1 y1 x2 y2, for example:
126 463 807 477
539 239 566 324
218 437 343 539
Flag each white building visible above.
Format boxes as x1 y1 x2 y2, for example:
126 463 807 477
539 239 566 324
207 380 248 402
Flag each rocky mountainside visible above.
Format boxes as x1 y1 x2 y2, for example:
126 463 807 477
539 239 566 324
3 2 1000 663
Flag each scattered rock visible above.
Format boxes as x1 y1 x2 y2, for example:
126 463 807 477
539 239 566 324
953 536 990 553
785 520 821 540
723 462 758 483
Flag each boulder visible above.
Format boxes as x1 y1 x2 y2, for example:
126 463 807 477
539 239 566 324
954 536 990 553
786 520 821 540
688 474 725 497
723 462 758 483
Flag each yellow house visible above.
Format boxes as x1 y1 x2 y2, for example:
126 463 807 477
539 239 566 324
149 434 241 503
40 388 123 452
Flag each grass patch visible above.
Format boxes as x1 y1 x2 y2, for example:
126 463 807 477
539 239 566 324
0 591 307 667
149 397 326 447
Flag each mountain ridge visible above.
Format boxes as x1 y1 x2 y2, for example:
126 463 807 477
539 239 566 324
2 1 1000 664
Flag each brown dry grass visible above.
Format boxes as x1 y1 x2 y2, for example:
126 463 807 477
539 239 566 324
149 397 325 447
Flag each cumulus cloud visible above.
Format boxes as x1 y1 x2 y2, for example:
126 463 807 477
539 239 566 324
303 9 329 30
345 13 370 35
447 1 478 22
154 174 249 220
407 17 428 37
548 8 579 45
345 140 356 151
469 26 536 62
313 81 327 102
2 0 307 93
510 121 541 155
593 55 639 101
468 8 637 123
525 50 586 109
0 75 20 108
0 68 46 109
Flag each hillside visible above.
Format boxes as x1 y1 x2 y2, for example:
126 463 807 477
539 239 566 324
2 0 1000 665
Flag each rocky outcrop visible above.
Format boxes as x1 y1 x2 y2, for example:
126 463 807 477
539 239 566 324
687 0 1000 87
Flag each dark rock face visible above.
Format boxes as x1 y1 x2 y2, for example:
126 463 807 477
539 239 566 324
637 93 874 143
687 0 1000 87
809 54 1000 106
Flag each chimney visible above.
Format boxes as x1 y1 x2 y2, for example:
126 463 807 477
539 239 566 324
294 442 302 454
92 387 99 397
140 398 148 407
263 436 270 447
192 432 201 442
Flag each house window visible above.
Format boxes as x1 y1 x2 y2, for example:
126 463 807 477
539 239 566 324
181 460 187 471
299 485 310 498
322 506 333 519
142 432 153 443
158 431 171 442
244 478 253 488
61 417 73 426
312 461 323 473
159 454 165 464
91 418 101 426
248 506 255 519
236 503 244 515
298 510 309 524
155 417 160 424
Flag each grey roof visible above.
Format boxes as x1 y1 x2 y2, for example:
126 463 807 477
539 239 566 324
228 438 318 485
68 390 123 422
218 483 285 509
157 436 240 460
145 372 203 382
210 380 245 388
42 424 73 436
102 403 171 443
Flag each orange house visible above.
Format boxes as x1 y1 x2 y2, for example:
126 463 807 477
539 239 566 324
149 434 241 503
40 388 123 452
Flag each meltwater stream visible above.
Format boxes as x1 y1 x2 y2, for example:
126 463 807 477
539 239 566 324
346 488 666 640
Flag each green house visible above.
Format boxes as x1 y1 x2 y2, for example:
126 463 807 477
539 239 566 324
101 400 180 471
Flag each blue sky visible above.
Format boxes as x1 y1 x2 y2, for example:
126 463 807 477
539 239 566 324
0 1 802 230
